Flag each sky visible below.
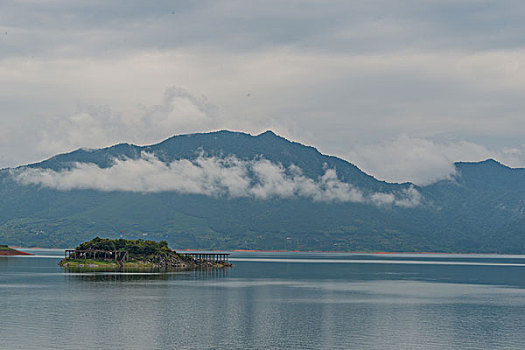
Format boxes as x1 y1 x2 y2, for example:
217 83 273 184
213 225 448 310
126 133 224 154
1 0 525 185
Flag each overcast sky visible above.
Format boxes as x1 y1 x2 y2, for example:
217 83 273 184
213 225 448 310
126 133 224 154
1 0 524 184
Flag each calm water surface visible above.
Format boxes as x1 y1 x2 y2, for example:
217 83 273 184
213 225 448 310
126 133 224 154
2 250 525 349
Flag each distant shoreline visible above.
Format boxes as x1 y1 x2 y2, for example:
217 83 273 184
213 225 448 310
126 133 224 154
0 246 33 256
11 246 517 256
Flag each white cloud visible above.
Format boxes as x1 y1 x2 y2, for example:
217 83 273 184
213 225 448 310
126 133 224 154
369 186 421 207
35 86 228 156
346 135 525 185
4 48 525 170
11 153 421 207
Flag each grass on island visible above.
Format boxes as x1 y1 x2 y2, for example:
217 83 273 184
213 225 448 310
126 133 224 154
60 258 159 269
60 259 119 268
0 245 14 251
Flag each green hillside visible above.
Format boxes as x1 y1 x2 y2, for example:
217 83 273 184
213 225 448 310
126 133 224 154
0 131 524 252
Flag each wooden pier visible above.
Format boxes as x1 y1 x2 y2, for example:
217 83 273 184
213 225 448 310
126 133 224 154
65 249 230 266
65 249 128 263
185 253 230 264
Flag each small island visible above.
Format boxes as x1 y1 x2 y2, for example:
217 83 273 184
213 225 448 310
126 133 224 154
59 237 231 271
0 245 32 256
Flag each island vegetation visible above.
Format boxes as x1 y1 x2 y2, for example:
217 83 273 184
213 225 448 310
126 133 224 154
59 237 231 271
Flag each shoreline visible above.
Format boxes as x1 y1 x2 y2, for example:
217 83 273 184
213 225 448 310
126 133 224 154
0 248 33 256
15 246 519 256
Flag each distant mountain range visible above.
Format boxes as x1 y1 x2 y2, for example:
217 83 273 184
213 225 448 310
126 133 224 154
1 130 524 252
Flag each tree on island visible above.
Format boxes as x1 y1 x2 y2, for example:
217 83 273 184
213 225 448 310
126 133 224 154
76 237 174 257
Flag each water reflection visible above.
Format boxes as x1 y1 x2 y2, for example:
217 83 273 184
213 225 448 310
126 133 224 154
3 253 525 349
63 267 229 282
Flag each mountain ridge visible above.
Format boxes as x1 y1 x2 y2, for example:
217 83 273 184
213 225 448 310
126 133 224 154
0 130 523 252
11 130 523 187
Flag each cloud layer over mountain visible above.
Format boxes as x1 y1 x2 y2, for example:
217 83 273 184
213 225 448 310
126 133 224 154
11 153 421 207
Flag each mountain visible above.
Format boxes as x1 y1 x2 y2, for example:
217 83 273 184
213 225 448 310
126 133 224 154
0 130 524 252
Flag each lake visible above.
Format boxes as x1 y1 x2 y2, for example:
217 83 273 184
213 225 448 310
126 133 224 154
2 250 525 349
